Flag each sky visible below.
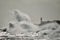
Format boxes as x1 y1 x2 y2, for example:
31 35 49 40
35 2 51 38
0 0 60 27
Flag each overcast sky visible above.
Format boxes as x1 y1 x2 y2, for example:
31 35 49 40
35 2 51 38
0 0 60 27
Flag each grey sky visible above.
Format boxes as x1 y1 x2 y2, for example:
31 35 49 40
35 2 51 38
0 0 60 27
